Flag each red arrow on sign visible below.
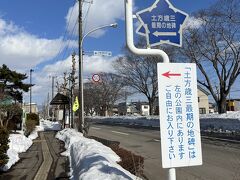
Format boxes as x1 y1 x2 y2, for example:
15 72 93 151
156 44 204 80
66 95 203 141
162 71 181 78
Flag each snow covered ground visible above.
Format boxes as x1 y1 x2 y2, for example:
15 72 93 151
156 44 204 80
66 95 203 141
2 112 240 176
1 119 62 171
56 128 141 180
200 111 240 120
39 119 62 131
89 116 160 128
89 111 240 132
1 133 33 171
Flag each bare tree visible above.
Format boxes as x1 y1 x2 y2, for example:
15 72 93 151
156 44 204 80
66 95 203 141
84 73 125 116
114 54 161 115
113 35 177 115
179 0 240 113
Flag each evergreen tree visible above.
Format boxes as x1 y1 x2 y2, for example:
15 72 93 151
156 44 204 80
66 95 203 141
0 126 9 167
0 64 32 102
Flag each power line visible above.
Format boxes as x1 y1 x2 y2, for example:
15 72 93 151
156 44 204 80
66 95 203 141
83 1 93 34
53 1 76 63
60 19 78 61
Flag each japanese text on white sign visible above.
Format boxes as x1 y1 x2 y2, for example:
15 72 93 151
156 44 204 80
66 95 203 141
158 63 202 168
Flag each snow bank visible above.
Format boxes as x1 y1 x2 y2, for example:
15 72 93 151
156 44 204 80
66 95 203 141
40 119 62 131
1 133 33 171
90 116 159 128
1 119 62 171
90 113 240 132
56 128 141 180
200 111 240 120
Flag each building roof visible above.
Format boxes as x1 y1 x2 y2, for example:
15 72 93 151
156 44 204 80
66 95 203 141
197 85 210 96
227 99 240 101
50 93 69 105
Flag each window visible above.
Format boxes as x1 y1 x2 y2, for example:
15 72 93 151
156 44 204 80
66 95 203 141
143 105 148 109
199 108 206 114
198 97 200 102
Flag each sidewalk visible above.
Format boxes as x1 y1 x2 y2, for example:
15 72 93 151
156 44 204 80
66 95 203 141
0 131 69 180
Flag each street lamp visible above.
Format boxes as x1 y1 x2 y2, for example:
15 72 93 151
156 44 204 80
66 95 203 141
30 69 34 113
78 23 118 133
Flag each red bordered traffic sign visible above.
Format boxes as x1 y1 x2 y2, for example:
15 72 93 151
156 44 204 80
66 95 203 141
92 74 101 83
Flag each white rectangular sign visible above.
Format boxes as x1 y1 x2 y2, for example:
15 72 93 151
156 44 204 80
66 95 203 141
93 51 112 57
157 63 202 168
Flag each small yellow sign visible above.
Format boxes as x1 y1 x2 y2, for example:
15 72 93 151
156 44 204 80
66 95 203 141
73 96 79 112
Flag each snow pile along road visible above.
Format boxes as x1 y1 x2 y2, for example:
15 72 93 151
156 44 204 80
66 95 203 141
90 112 240 132
56 128 141 180
200 111 240 120
1 133 33 171
90 116 159 127
1 119 62 171
40 119 62 131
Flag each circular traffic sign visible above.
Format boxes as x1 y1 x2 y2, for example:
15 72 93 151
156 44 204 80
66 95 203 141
92 74 101 83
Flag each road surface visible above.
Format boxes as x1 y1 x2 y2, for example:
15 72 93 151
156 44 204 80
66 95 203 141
88 124 240 180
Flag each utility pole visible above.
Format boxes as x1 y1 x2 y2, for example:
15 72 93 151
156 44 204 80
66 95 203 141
52 76 55 100
47 92 50 118
68 74 72 128
50 76 56 121
70 52 76 128
78 0 84 133
77 0 116 133
30 69 34 113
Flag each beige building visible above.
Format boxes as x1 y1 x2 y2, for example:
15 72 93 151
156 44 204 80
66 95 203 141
22 103 38 114
197 86 210 114
227 99 240 111
118 101 150 116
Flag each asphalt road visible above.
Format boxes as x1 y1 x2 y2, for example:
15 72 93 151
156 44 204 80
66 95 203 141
88 124 240 180
0 131 69 180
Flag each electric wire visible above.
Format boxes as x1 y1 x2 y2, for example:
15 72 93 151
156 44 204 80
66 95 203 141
60 18 78 61
83 1 93 34
53 1 76 63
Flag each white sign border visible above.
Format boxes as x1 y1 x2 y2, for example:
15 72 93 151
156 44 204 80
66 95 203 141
135 0 189 47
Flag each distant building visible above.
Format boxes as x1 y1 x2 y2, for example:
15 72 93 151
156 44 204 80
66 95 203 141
197 86 210 114
154 85 210 115
226 99 240 111
138 103 150 116
118 86 210 116
208 102 216 113
118 101 150 116
112 105 119 115
22 103 38 114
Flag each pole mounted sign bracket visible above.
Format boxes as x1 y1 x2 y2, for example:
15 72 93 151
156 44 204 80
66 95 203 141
124 1 202 180
136 0 188 47
125 0 170 63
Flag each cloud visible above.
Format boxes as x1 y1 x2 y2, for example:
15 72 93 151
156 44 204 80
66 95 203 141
83 55 117 74
42 55 73 76
66 0 124 37
184 16 203 29
25 54 119 104
43 54 117 77
0 18 20 35
0 18 70 71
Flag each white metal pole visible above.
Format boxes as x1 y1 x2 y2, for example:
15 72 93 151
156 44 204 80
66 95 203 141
79 23 117 133
125 0 169 63
124 0 175 179
169 168 176 180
